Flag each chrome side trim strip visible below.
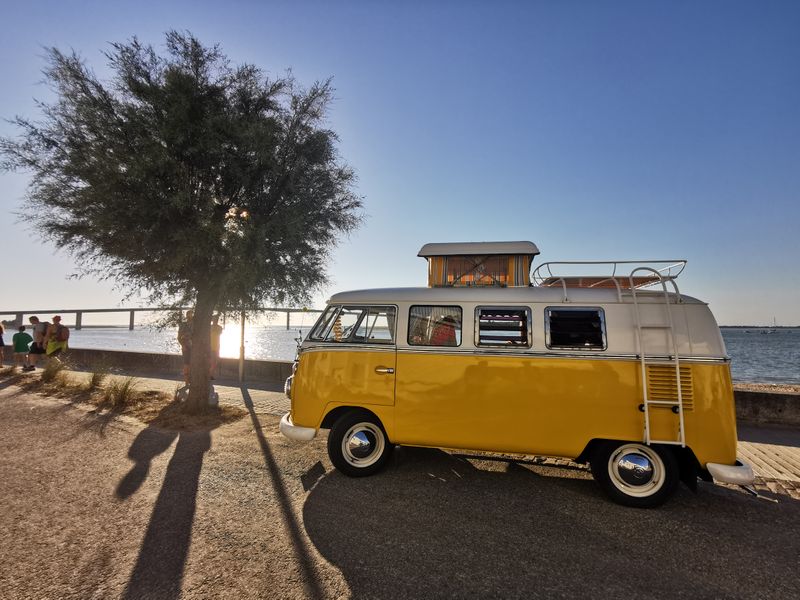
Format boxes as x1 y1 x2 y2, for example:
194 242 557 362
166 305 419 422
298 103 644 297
395 349 729 363
301 344 397 354
299 343 729 363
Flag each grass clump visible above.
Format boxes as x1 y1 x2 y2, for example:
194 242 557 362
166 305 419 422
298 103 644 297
101 377 138 410
0 365 19 377
86 366 110 391
10 363 247 431
41 360 68 384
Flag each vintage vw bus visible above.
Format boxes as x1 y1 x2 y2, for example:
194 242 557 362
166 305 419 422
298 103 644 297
280 241 754 507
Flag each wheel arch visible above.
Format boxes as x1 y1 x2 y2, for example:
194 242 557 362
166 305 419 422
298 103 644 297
575 438 702 491
320 405 383 431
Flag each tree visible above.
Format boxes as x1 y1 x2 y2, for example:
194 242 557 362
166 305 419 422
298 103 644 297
1 32 362 411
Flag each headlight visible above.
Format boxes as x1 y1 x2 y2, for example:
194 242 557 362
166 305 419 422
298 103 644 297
284 375 293 399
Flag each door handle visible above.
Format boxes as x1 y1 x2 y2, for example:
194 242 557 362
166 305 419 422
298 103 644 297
374 367 395 374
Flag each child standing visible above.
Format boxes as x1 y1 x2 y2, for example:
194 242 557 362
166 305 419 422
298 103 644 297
12 326 33 369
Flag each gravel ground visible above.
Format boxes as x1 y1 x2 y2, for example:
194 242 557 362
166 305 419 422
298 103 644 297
1 386 800 599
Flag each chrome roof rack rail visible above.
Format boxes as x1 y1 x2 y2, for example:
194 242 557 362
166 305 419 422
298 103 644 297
531 260 687 295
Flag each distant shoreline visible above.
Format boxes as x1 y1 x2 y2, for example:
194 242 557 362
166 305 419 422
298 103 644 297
720 325 798 329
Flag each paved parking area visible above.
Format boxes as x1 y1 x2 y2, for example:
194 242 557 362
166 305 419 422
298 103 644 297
1 384 799 599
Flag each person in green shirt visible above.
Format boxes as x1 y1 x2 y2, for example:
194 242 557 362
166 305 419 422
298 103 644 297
12 326 33 369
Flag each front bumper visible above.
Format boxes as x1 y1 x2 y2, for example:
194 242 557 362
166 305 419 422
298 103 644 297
279 412 317 442
706 460 755 486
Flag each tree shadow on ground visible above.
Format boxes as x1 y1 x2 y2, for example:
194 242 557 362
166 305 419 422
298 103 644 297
118 401 224 600
303 446 800 599
241 387 325 600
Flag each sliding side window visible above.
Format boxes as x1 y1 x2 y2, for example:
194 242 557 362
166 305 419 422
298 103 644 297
545 307 606 350
476 307 532 347
408 305 462 347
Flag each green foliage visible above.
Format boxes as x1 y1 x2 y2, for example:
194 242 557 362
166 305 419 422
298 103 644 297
1 31 362 409
1 31 361 307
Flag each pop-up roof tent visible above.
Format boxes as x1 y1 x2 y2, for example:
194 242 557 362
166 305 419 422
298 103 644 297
418 241 540 287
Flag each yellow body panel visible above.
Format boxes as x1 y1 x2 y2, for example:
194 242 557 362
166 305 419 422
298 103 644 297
291 348 737 467
292 348 396 435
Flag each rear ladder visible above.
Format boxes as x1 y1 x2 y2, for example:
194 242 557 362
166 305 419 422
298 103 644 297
629 267 686 447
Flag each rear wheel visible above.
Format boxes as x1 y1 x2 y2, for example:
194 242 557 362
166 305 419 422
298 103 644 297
590 441 679 508
327 411 391 477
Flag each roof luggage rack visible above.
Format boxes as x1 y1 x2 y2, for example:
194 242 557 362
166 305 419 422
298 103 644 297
531 260 687 302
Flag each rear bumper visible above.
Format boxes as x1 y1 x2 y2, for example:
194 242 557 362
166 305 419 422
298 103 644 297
706 460 755 486
279 412 317 442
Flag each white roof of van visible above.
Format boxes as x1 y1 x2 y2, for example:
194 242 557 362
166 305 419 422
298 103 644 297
328 286 703 305
417 241 540 257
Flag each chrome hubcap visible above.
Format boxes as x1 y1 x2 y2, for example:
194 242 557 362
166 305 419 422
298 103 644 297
608 444 664 497
342 422 385 467
616 453 654 486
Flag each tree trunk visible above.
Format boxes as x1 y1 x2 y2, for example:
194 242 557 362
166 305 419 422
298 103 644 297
186 287 218 413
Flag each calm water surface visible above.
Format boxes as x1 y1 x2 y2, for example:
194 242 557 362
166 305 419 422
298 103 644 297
720 328 800 384
54 325 800 384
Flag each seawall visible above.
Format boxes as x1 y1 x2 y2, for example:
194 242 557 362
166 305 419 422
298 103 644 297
61 347 293 386
734 390 800 428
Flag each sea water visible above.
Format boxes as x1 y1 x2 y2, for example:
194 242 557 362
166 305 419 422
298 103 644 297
52 326 800 384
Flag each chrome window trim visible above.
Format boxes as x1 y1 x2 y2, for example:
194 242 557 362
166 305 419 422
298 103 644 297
544 306 607 351
407 304 463 348
473 305 533 349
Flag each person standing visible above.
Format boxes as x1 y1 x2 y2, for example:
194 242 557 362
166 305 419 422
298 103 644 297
44 315 69 359
430 315 458 346
0 323 5 366
177 309 194 385
24 316 49 371
209 314 223 379
12 326 33 369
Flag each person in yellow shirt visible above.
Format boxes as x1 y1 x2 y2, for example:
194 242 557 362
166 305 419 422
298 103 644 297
44 315 69 359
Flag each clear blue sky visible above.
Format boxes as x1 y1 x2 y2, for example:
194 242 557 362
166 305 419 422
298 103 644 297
1 1 798 325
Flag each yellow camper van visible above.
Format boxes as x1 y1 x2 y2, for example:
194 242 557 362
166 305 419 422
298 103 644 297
280 242 753 507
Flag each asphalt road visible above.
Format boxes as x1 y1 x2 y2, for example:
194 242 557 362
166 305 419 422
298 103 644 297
1 388 798 599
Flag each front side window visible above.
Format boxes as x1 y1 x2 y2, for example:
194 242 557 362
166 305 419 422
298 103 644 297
408 305 462 347
545 307 606 350
309 305 340 340
310 305 397 344
354 306 397 344
476 307 531 347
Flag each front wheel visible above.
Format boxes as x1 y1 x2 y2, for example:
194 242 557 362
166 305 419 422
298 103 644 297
327 411 391 477
590 441 679 508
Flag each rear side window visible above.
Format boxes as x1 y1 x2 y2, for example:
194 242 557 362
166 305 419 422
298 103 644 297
308 305 397 344
475 307 531 347
545 307 606 350
408 306 462 347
